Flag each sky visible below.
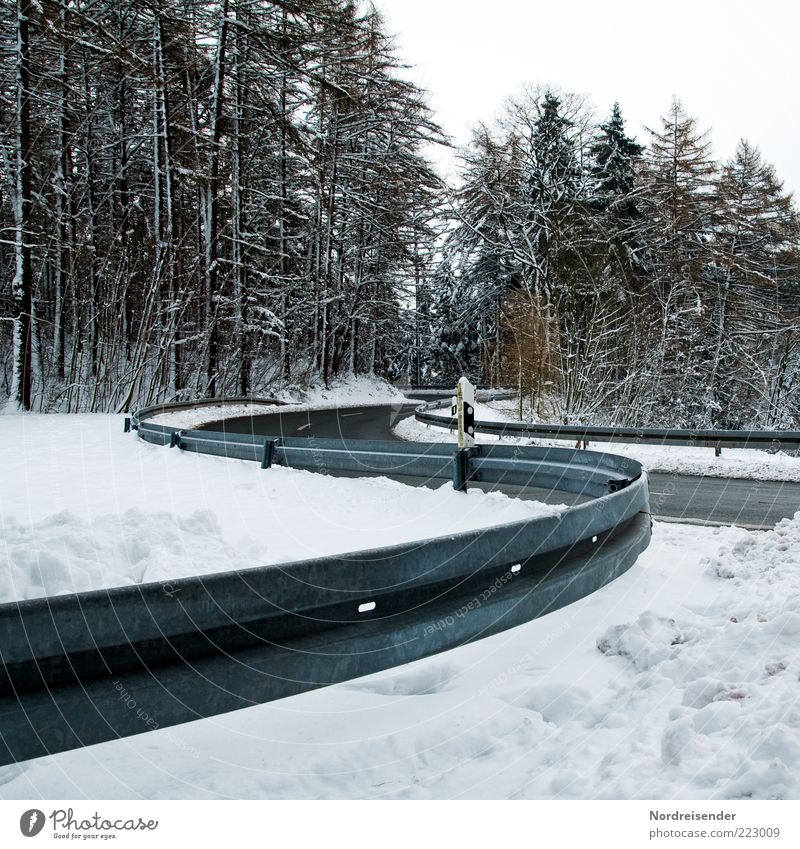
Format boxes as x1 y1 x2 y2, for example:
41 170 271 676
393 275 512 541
375 0 800 197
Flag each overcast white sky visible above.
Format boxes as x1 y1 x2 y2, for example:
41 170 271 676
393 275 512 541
376 0 800 197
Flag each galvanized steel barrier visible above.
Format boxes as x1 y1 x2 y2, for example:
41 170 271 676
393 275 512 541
415 397 800 453
0 398 651 765
403 385 517 401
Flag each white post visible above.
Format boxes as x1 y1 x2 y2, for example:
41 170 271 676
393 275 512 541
457 376 476 448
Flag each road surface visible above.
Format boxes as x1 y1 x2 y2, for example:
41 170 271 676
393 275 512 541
201 403 800 529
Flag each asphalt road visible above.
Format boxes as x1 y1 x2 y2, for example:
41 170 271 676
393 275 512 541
202 402 420 442
202 403 800 529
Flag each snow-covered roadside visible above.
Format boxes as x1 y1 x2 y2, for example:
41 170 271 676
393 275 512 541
397 400 800 483
0 413 563 603
150 374 409 428
2 516 798 800
3 400 798 800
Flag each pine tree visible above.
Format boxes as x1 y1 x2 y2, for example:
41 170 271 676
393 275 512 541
588 101 645 278
578 104 649 421
522 89 583 302
589 102 643 204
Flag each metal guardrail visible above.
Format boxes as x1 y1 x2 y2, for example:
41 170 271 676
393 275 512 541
415 398 800 453
0 398 651 765
402 386 517 402
124 395 287 429
406 383 498 390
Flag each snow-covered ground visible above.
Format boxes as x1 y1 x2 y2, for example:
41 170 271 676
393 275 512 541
2 516 798 800
150 374 409 428
0 414 561 603
2 400 798 800
397 400 800 483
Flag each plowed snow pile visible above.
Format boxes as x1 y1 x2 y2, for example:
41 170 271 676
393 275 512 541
593 517 800 799
0 414 563 602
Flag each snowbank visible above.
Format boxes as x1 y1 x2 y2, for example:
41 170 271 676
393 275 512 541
291 374 407 407
151 374 408 427
398 400 800 483
2 516 798 800
0 413 563 603
3 411 798 800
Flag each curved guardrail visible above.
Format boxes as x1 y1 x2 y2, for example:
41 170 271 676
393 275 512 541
126 394 287 426
402 386 517 402
0 398 651 765
415 397 800 453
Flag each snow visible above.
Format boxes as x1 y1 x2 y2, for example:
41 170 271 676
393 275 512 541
0 413 563 603
150 374 409 428
2 515 799 800
398 399 800 483
3 406 799 800
149 402 285 429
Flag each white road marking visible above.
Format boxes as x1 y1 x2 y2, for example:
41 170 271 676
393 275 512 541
296 423 311 432
340 412 362 417
653 515 769 531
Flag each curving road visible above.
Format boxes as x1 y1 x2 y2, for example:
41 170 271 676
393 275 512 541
201 403 800 529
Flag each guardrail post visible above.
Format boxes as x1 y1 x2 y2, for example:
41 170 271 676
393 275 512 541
453 446 480 492
123 417 131 433
714 445 722 457
169 430 185 448
261 439 277 469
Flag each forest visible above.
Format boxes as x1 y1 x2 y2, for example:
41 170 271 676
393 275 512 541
2 0 799 428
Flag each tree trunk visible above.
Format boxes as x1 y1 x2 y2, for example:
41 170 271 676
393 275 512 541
205 0 229 397
13 0 33 410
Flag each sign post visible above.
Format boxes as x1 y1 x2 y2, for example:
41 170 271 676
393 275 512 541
456 376 475 449
452 377 477 491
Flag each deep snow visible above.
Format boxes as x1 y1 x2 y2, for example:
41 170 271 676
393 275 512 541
0 413 562 602
1 394 798 800
1 517 798 799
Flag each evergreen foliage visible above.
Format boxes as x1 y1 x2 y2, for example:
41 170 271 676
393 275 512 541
429 93 800 427
1 7 798 427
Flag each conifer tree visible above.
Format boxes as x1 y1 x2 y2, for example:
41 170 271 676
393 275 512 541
709 140 800 424
588 102 645 281
641 98 718 423
590 103 643 203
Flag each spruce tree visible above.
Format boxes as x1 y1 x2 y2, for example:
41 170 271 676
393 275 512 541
589 103 642 214
587 102 647 285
